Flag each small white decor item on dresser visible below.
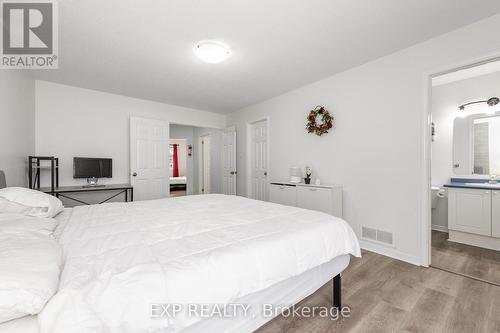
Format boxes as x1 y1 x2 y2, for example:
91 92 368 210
315 179 321 185
289 167 302 183
269 181 343 218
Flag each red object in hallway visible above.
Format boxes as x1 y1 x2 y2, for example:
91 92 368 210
172 144 179 177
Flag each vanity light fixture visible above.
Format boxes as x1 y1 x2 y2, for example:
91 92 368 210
458 97 500 111
194 40 231 64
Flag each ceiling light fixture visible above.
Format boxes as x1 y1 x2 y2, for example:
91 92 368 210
194 40 231 64
459 97 500 111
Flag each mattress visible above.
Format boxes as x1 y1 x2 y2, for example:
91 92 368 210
38 194 360 333
170 176 187 185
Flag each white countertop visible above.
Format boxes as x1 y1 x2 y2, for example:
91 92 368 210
270 180 342 189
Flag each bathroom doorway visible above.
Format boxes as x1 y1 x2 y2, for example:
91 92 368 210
430 59 500 285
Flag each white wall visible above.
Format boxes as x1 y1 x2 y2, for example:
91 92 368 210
35 81 225 205
227 13 500 265
0 72 35 187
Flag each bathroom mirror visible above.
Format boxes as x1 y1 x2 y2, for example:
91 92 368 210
453 113 500 175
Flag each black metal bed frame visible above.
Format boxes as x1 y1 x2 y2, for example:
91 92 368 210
333 274 342 308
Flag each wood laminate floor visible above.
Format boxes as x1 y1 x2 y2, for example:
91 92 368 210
257 250 500 333
432 230 500 285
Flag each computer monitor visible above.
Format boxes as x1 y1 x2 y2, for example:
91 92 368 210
73 157 112 184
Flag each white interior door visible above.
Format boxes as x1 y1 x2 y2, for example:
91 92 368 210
222 127 237 195
130 117 170 201
251 120 268 201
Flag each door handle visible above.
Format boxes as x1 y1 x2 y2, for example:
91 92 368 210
132 172 137 177
264 172 268 176
230 171 235 175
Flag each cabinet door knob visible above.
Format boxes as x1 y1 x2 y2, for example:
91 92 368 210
132 172 137 177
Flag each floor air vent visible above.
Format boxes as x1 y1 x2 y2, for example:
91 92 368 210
361 226 394 247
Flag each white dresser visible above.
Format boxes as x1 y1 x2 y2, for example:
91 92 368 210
269 181 343 218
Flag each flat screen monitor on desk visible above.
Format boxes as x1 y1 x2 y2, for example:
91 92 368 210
73 157 112 186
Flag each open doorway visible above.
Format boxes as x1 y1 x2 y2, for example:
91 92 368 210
429 59 500 285
170 124 226 196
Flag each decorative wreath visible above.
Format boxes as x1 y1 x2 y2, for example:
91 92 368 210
306 106 334 136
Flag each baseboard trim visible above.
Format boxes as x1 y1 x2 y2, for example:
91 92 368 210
448 230 500 251
431 224 448 233
359 240 421 266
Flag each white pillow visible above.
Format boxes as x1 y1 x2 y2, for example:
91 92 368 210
0 197 32 215
0 187 63 218
0 214 62 323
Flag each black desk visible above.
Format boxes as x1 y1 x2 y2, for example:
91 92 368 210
39 184 133 205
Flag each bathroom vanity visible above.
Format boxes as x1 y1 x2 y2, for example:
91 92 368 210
445 180 500 251
441 112 500 251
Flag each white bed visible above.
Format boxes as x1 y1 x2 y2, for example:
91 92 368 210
170 176 187 185
2 194 360 333
0 255 350 333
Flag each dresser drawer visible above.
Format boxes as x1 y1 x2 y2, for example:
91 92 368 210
269 184 297 206
296 186 333 214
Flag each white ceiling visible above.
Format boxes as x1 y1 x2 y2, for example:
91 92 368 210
33 0 500 114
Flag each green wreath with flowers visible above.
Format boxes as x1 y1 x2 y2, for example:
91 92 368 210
306 106 334 136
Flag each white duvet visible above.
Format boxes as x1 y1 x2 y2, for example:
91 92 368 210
39 194 360 333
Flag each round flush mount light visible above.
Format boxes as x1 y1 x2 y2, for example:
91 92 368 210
194 40 231 64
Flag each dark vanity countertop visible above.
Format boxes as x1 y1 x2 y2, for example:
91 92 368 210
443 178 500 190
